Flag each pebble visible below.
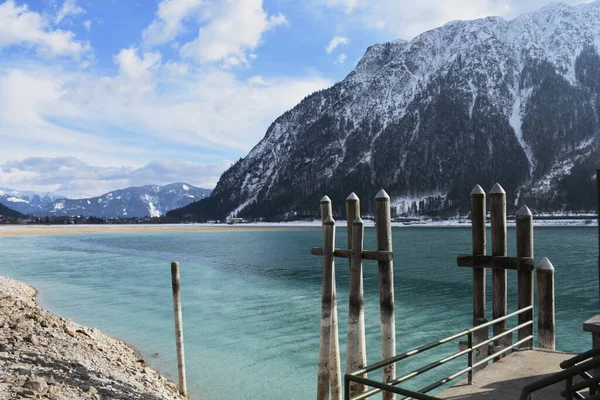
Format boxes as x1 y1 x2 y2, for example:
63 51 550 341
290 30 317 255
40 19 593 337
22 376 48 394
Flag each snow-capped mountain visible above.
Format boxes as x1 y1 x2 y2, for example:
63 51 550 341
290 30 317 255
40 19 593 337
0 183 211 218
172 1 600 220
0 188 64 216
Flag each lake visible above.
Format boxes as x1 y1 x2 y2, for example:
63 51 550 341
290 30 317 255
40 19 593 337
0 226 597 399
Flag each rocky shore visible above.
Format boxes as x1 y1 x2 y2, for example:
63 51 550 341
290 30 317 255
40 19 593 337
0 276 186 400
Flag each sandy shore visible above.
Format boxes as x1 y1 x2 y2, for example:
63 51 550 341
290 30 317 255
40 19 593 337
0 218 595 237
0 223 321 237
0 275 186 400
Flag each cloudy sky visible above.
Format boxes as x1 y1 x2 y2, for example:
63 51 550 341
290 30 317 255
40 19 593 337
0 0 593 197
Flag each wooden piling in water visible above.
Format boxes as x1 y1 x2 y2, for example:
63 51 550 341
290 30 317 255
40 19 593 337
346 194 367 397
490 183 509 355
537 258 555 350
516 205 534 348
347 217 367 396
375 189 395 400
317 197 342 400
470 185 487 369
597 169 600 312
170 261 187 398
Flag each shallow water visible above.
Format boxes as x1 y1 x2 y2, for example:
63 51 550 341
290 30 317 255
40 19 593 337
0 227 596 399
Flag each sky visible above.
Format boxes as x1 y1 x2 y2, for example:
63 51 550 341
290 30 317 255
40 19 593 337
0 0 594 198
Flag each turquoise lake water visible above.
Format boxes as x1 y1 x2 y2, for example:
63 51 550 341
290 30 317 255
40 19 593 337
0 227 597 399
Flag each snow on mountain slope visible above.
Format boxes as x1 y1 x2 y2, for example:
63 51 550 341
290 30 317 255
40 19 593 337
0 183 212 218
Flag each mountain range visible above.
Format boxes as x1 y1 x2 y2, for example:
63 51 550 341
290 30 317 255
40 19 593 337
0 183 211 218
170 1 600 221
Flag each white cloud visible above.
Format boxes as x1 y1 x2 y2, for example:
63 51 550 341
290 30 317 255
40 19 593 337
55 0 85 25
0 56 330 174
83 20 91 31
144 0 288 66
142 0 204 46
335 53 346 64
325 36 349 54
113 47 162 95
318 0 593 39
0 157 231 197
0 0 90 59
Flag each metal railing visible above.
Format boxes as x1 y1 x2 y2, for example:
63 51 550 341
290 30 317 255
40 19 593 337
519 346 600 400
345 306 534 400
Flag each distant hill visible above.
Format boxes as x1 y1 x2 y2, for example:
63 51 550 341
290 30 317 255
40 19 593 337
0 203 23 218
0 183 212 218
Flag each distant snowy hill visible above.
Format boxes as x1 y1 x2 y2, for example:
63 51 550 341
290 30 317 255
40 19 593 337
172 1 600 220
0 183 211 218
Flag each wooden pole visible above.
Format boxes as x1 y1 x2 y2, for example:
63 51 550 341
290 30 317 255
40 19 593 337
490 183 509 356
537 258 555 350
346 193 366 396
375 189 395 400
170 261 187 398
470 185 487 370
317 197 342 400
516 205 534 348
347 216 367 396
597 169 600 312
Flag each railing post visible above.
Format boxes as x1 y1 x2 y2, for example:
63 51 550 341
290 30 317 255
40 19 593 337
375 189 396 400
490 183 509 357
537 258 555 350
517 206 534 348
467 331 473 385
471 185 487 371
170 261 187 398
346 198 367 397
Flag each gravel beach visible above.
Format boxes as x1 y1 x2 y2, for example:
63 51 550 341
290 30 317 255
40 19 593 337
0 276 186 400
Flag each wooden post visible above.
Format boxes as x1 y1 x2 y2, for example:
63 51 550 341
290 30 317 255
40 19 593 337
471 185 487 370
516 205 534 348
346 194 367 397
347 217 367 396
170 261 187 398
375 189 395 400
490 183 509 355
317 197 342 400
597 169 600 312
537 258 555 350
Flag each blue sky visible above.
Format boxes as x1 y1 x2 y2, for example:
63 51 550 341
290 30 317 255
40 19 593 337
0 0 593 197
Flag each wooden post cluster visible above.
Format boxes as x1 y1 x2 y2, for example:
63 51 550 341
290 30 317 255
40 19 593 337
537 258 555 350
313 190 395 400
170 261 187 398
317 196 342 400
462 183 537 368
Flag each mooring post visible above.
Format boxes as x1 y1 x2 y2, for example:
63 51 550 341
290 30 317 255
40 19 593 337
537 258 555 350
347 216 367 396
471 185 487 371
170 261 187 398
490 183 509 356
516 206 534 348
375 189 395 400
597 168 600 312
346 194 367 397
317 197 342 400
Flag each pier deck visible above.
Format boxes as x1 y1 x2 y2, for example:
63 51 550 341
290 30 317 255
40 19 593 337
436 349 574 399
